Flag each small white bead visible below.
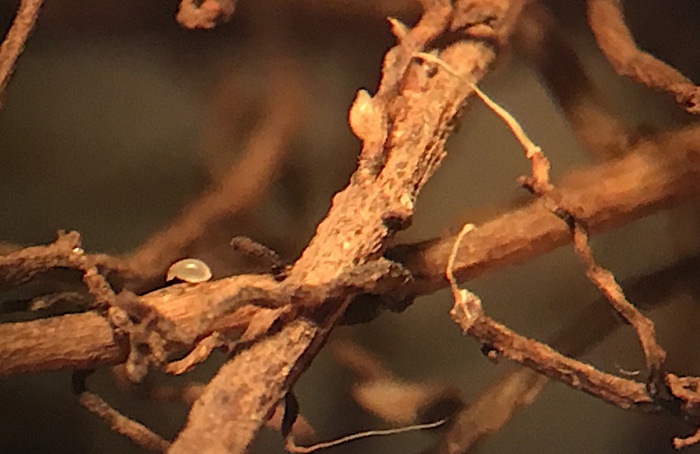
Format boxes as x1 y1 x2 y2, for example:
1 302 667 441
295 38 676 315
166 258 212 283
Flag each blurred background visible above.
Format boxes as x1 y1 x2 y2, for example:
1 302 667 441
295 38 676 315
0 0 699 453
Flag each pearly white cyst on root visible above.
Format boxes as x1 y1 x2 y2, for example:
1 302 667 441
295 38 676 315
166 258 212 283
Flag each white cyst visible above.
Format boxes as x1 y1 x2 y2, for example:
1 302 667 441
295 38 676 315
166 258 212 283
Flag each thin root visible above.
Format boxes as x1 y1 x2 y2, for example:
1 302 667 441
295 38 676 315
284 419 445 453
446 223 482 333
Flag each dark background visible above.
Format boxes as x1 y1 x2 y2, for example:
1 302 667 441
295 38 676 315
1 1 699 453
